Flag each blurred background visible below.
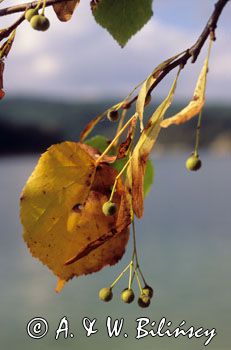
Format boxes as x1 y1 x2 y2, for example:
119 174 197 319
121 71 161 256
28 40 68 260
0 1 231 349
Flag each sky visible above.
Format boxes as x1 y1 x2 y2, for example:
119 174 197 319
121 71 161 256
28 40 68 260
1 0 231 102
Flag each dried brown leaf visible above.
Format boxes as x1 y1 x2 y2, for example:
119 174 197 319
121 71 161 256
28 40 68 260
80 142 116 163
136 51 185 131
0 30 16 59
53 0 80 22
117 117 137 159
128 73 179 218
80 115 103 142
161 57 208 128
0 60 5 99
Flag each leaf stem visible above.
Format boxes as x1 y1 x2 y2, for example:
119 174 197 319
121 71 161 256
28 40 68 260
109 155 132 202
114 108 127 148
41 0 46 14
96 114 137 164
194 110 202 156
35 0 42 10
128 261 133 290
194 39 213 157
134 266 143 294
131 220 147 285
110 262 131 289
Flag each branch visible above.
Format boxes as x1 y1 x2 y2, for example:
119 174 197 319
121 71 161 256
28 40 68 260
123 0 230 109
0 0 74 41
0 13 25 41
0 0 229 103
0 0 73 16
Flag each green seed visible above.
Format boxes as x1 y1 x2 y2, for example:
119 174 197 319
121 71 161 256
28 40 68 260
186 154 202 171
121 288 135 304
102 201 117 216
99 287 113 302
30 15 50 32
25 8 39 22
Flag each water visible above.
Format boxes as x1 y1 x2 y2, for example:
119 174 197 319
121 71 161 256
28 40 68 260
0 154 231 350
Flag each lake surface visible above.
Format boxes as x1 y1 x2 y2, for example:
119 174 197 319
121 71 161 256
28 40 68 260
0 154 231 350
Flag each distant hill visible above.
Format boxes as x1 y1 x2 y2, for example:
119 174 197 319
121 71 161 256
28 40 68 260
0 97 231 154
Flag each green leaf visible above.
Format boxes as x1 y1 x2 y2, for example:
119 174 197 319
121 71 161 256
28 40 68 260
114 157 154 197
92 0 153 47
144 159 154 197
85 135 115 155
85 135 154 196
112 157 128 173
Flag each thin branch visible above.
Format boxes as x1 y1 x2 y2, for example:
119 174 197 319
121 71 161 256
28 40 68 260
0 0 229 104
0 0 73 16
0 13 25 41
0 0 75 41
123 0 230 109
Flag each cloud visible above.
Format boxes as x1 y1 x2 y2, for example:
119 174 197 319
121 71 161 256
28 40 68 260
2 0 231 101
32 54 60 76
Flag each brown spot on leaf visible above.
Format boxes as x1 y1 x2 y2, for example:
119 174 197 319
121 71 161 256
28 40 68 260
193 95 199 101
117 117 137 159
72 203 83 212
144 120 152 131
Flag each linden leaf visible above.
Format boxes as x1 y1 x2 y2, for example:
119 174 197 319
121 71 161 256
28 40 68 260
53 0 80 21
85 134 154 197
0 60 5 100
117 117 137 159
113 157 154 198
143 159 154 197
92 0 153 47
0 31 16 100
136 51 185 131
80 115 103 142
55 278 66 293
85 135 113 154
20 142 131 289
0 30 16 59
161 57 209 128
128 72 179 218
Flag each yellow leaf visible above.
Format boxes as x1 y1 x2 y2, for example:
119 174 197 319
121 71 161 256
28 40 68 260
55 278 66 293
161 57 208 128
53 0 80 22
136 51 185 131
128 72 180 218
20 142 131 289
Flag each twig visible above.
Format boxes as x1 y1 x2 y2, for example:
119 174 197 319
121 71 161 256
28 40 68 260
0 0 229 99
0 0 73 16
0 0 75 41
0 13 25 41
122 0 230 109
